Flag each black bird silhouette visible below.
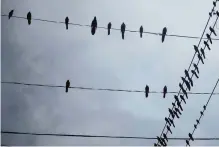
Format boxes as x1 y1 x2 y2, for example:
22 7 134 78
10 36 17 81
204 41 211 50
185 70 190 79
209 26 217 36
168 118 175 127
196 119 200 124
193 63 199 74
200 111 204 116
121 22 126 40
194 124 197 129
160 138 167 146
163 86 167 98
161 27 167 43
169 108 175 118
139 26 143 38
179 83 186 92
191 70 199 78
167 125 172 134
198 53 204 64
209 11 213 17
213 1 216 7
189 133 194 141
8 10 14 19
66 80 70 93
172 102 176 107
180 95 186 104
175 107 182 115
203 105 206 110
186 140 190 146
108 22 112 35
183 89 188 99
163 134 168 142
181 77 191 91
188 78 193 87
216 11 219 17
193 45 200 55
173 110 180 118
206 34 212 44
91 16 97 35
145 85 149 98
200 48 205 59
27 11 31 25
65 17 69 30
157 136 165 146
177 101 183 111
174 95 179 103
165 117 171 126
154 143 158 146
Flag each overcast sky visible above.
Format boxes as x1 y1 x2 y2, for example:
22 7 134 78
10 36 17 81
1 0 219 146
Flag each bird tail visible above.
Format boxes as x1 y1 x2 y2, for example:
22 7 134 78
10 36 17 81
162 35 165 43
140 33 142 38
66 87 68 93
108 29 110 35
145 93 148 98
91 27 96 35
28 20 31 25
122 33 124 40
66 24 68 30
163 93 166 98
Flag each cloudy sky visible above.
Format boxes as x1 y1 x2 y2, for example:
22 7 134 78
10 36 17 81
1 0 219 146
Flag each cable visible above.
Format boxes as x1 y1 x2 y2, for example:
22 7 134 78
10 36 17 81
1 81 219 95
186 79 219 146
1 14 219 40
1 131 219 141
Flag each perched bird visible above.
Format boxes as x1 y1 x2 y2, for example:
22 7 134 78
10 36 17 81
185 70 190 79
175 107 182 115
186 140 190 146
173 110 180 118
139 26 143 38
209 26 217 36
154 143 158 146
121 22 126 40
168 118 175 127
172 102 176 107
193 45 200 55
179 83 185 92
204 41 211 50
174 95 179 102
157 136 165 146
191 70 199 79
107 22 112 35
181 77 191 91
177 101 183 111
163 134 168 142
180 95 186 104
189 133 194 141
167 125 172 134
169 108 175 118
27 11 32 25
200 111 204 116
213 1 216 7
8 9 14 19
196 119 200 124
65 17 69 30
194 124 197 129
206 34 212 44
188 77 193 87
209 11 213 17
193 63 199 74
91 16 97 35
66 80 70 93
182 88 188 99
198 53 204 64
161 27 167 43
145 85 149 98
216 11 219 17
165 117 171 126
200 48 205 59
203 105 206 110
163 86 167 98
160 138 167 146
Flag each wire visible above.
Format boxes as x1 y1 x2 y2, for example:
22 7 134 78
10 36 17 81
2 131 219 141
186 78 219 146
1 14 219 41
1 81 219 95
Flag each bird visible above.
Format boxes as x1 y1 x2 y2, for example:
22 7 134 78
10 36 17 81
196 119 200 124
181 77 191 91
161 27 167 43
168 118 175 127
27 11 32 25
154 143 158 146
160 138 167 146
107 22 112 35
194 124 197 129
200 48 205 59
179 83 185 91
169 108 175 118
8 9 14 19
193 63 199 74
203 105 206 110
185 70 190 79
216 11 219 17
209 26 217 36
189 133 194 141
173 110 180 118
65 17 69 30
191 70 199 79
198 53 204 64
139 26 143 38
145 85 149 98
186 140 190 146
177 101 183 111
188 77 193 87
204 41 211 50
209 11 213 17
213 1 216 7
167 125 172 134
206 34 212 44
172 102 176 107
91 16 97 35
163 134 168 142
180 95 186 104
157 136 165 146
200 111 204 116
175 107 182 115
66 80 70 93
174 95 179 103
163 86 167 98
165 117 171 126
193 45 200 55
121 22 126 40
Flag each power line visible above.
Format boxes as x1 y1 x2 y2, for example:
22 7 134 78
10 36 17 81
186 78 219 146
1 14 219 41
1 81 219 95
1 131 219 141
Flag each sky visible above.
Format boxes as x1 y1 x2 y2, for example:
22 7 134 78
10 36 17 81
1 0 219 146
